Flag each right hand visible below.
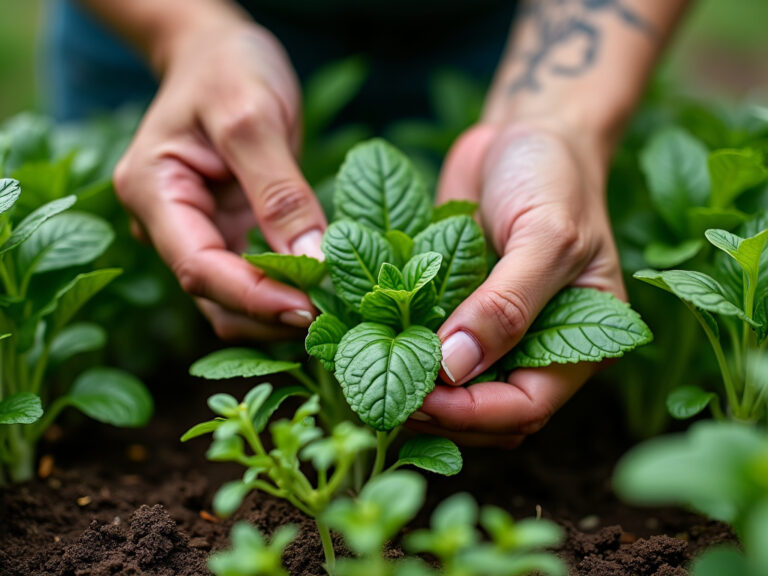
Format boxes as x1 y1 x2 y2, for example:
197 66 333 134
114 18 326 341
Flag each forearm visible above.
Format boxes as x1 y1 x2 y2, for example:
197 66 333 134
484 0 690 155
76 0 250 74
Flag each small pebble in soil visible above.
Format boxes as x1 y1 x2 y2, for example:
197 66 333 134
127 444 150 462
76 495 92 506
199 510 218 523
578 515 601 531
38 454 55 478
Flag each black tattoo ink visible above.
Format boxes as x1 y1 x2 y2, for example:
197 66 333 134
508 0 654 93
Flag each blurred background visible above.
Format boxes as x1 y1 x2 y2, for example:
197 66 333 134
1 0 767 119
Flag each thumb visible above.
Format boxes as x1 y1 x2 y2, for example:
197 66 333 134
436 124 498 204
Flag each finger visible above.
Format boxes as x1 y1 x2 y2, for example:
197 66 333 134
125 158 316 326
420 363 595 435
203 95 326 259
436 124 498 204
196 299 302 341
129 218 149 244
405 419 524 449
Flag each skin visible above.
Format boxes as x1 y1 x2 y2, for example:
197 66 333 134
80 0 688 446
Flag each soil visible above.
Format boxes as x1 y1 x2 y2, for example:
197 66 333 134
0 372 735 576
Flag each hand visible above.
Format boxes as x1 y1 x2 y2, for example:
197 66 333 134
114 18 326 341
409 121 626 448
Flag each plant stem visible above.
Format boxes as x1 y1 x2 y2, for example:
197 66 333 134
315 518 336 574
0 260 16 297
290 369 321 396
369 431 389 480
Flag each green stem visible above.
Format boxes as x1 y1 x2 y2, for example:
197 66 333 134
239 413 267 456
29 345 51 396
709 398 726 421
28 397 68 443
0 260 16 297
369 431 389 480
290 369 321 395
315 518 336 574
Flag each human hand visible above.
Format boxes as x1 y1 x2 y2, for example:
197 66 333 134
114 16 326 340
409 121 626 448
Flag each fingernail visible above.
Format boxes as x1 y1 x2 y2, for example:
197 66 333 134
290 229 325 261
410 411 433 422
279 309 315 328
441 330 482 385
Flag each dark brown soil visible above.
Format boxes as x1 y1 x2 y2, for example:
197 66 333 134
0 374 735 576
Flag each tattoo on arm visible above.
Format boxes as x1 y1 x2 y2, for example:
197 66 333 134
507 0 654 94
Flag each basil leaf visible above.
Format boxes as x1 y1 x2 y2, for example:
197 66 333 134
44 268 122 332
0 178 21 214
243 252 326 291
66 367 153 427
305 314 348 370
323 220 394 309
396 435 463 476
708 148 768 209
334 139 431 236
639 128 710 236
335 323 442 430
413 215 486 315
190 348 300 380
17 211 114 276
505 288 653 368
0 393 43 425
666 385 719 420
432 199 478 222
0 195 76 256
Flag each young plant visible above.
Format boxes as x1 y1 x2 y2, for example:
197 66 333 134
634 214 768 422
0 177 152 483
209 522 297 576
614 420 768 576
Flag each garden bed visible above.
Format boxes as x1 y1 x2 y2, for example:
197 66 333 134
0 374 735 576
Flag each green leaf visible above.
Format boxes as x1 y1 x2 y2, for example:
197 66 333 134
432 200 478 222
505 288 653 368
190 348 300 380
207 393 240 416
706 228 768 295
323 220 394 309
305 313 348 370
0 195 76 256
301 421 375 470
378 263 405 290
207 435 245 461
252 385 310 433
413 215 486 315
666 385 719 419
708 148 768 209
0 178 21 214
639 128 710 235
0 393 43 425
45 268 122 331
643 239 703 268
359 287 407 327
304 56 368 137
396 435 463 476
48 322 107 367
243 384 273 419
213 480 250 518
66 367 153 427
308 287 359 326
634 269 758 325
335 323 442 430
243 252 326 291
17 211 114 276
687 206 749 237
481 508 564 551
334 139 431 236
691 547 749 576
180 419 224 442
402 252 442 291
385 230 413 266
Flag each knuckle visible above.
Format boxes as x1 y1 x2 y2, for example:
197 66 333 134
548 213 590 263
258 180 312 225
479 288 529 342
211 319 240 342
216 93 282 149
174 257 206 297
518 403 555 435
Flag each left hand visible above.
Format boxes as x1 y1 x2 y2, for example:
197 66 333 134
408 120 625 448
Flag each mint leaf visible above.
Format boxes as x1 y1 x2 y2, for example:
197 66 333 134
323 220 394 309
708 148 768 209
190 348 300 380
667 385 718 420
0 178 21 214
0 195 76 256
308 288 360 326
402 252 442 291
359 287 407 327
396 435 463 476
49 322 107 367
252 385 310 433
385 230 413 266
639 128 710 236
706 228 768 295
0 393 43 425
413 215 486 315
181 419 224 442
18 211 114 276
378 263 405 290
643 239 703 269
505 288 653 368
687 206 749 237
305 314 348 370
334 139 431 236
45 268 122 331
432 200 478 222
243 252 326 291
67 367 153 427
334 323 441 430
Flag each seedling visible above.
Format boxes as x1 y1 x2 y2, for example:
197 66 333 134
634 215 768 422
0 177 153 483
209 522 297 576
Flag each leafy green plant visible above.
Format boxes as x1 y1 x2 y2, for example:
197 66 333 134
0 177 152 483
634 215 768 422
209 522 297 576
614 420 768 576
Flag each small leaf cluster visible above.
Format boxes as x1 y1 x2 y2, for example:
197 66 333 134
614 420 768 576
635 215 768 422
0 175 152 484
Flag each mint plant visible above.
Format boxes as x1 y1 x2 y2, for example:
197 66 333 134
0 177 153 484
634 214 768 422
209 522 297 576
